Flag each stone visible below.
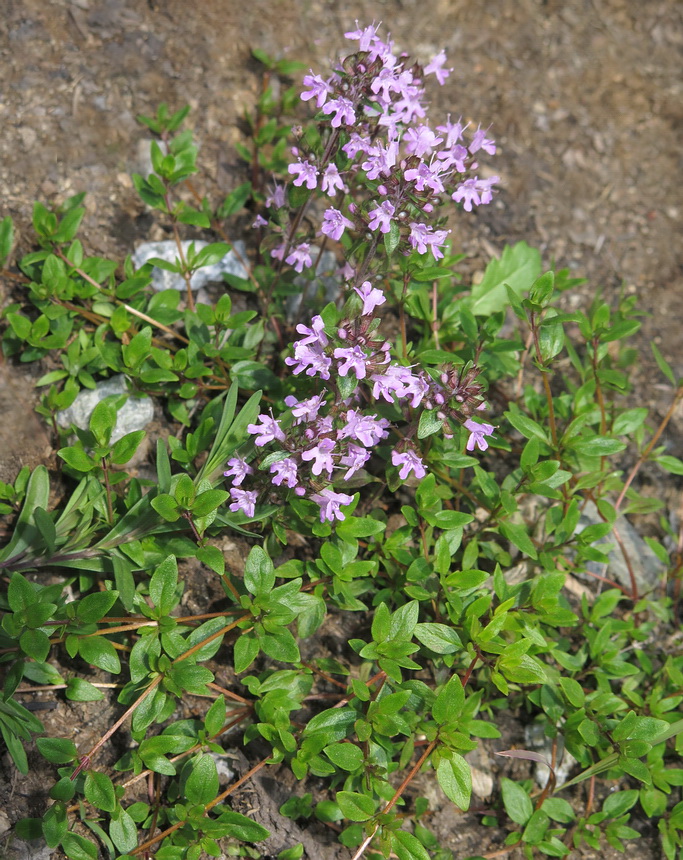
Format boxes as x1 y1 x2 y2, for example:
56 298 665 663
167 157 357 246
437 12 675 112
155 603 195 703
577 501 662 594
132 239 249 292
56 375 154 443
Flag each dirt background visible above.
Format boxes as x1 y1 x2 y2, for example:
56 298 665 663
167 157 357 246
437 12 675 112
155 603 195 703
0 0 681 858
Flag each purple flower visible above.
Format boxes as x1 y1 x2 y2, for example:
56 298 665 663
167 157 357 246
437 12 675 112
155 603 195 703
310 488 355 523
301 438 336 478
334 345 369 379
392 450 427 480
338 410 390 447
408 223 450 260
475 175 499 205
295 315 328 347
229 488 258 518
223 455 253 486
354 281 385 316
284 343 332 380
469 125 496 155
367 200 395 234
288 158 318 189
437 116 467 147
251 214 268 229
321 208 354 241
321 164 345 196
342 132 372 159
404 161 444 194
424 50 452 85
301 71 332 107
270 457 299 488
265 182 286 209
285 393 326 424
436 143 468 173
285 242 313 273
404 125 443 158
247 413 286 447
452 178 481 212
270 242 286 262
464 419 495 452
344 21 382 52
339 443 371 480
322 96 356 128
361 140 398 179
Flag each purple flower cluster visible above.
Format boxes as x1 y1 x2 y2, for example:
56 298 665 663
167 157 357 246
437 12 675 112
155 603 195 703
224 282 496 524
267 23 499 275
223 23 499 527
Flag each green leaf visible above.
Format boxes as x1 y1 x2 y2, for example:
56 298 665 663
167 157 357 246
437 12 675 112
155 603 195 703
651 341 676 385
470 242 542 316
578 718 601 746
389 600 419 641
244 545 275 595
191 488 229 516
7 572 37 612
501 777 533 825
89 399 117 447
261 627 301 663
151 493 181 522
417 409 443 439
66 677 104 702
655 455 683 476
149 554 179 615
499 520 538 559
42 801 68 848
336 790 376 822
429 510 474 529
612 408 648 436
36 737 78 764
570 436 627 457
522 809 550 844
77 591 119 623
61 832 98 860
58 445 97 473
392 829 431 860
324 743 363 771
433 675 465 724
335 515 384 539
541 797 575 823
183 753 219 804
204 696 226 738
0 466 50 563
78 637 121 674
20 629 51 663
84 770 117 813
109 808 138 854
234 633 259 674
436 754 471 810
214 809 270 842
110 430 146 465
414 623 462 654
602 790 639 818
303 707 356 742
50 777 77 802
0 215 14 265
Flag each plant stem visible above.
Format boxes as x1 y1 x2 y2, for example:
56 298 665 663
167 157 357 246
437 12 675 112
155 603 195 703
101 457 114 526
530 312 558 447
615 383 683 511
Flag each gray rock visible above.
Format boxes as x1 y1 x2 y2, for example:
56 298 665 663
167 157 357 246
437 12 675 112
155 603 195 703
524 722 577 788
56 375 154 443
286 249 342 322
132 239 249 292
577 501 662 594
